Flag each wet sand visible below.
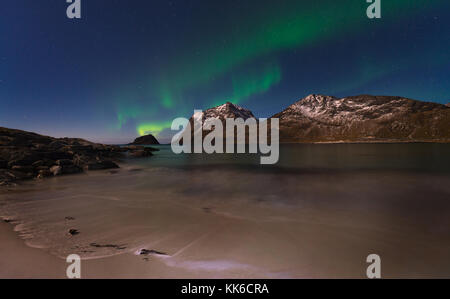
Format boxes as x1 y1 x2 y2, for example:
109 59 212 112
0 221 199 279
0 222 66 278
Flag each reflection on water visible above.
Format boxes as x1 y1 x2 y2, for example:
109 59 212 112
1 144 450 278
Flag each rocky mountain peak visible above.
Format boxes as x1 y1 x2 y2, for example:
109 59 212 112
200 102 255 121
290 94 338 113
184 102 256 143
301 94 337 104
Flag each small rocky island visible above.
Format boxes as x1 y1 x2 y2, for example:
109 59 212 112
129 134 160 145
0 127 157 186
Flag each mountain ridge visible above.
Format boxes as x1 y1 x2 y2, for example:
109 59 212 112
271 94 450 143
187 95 449 143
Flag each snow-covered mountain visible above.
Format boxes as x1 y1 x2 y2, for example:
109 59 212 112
193 102 255 122
180 102 256 144
184 96 450 143
272 94 450 142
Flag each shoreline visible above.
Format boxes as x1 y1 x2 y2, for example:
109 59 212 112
0 221 66 278
2 141 449 188
0 221 200 279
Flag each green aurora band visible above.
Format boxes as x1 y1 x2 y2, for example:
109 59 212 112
137 121 173 137
113 0 445 136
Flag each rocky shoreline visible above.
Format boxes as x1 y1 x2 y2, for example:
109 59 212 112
0 127 158 186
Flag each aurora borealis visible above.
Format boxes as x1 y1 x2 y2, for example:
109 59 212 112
1 0 450 143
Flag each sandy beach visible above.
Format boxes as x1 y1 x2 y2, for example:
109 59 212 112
0 221 216 279
0 222 66 278
0 221 169 279
1 144 450 279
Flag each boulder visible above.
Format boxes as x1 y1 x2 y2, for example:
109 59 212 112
68 229 80 236
139 249 168 256
56 159 74 166
9 170 34 180
7 152 41 167
0 170 16 185
11 165 34 173
37 169 52 179
50 165 62 176
32 160 45 168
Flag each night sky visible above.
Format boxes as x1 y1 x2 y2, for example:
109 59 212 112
1 0 449 143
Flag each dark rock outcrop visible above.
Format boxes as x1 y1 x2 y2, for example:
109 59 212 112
90 243 127 250
84 160 120 171
0 127 157 186
121 145 159 158
139 249 168 256
68 229 80 236
130 134 160 145
272 94 450 143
